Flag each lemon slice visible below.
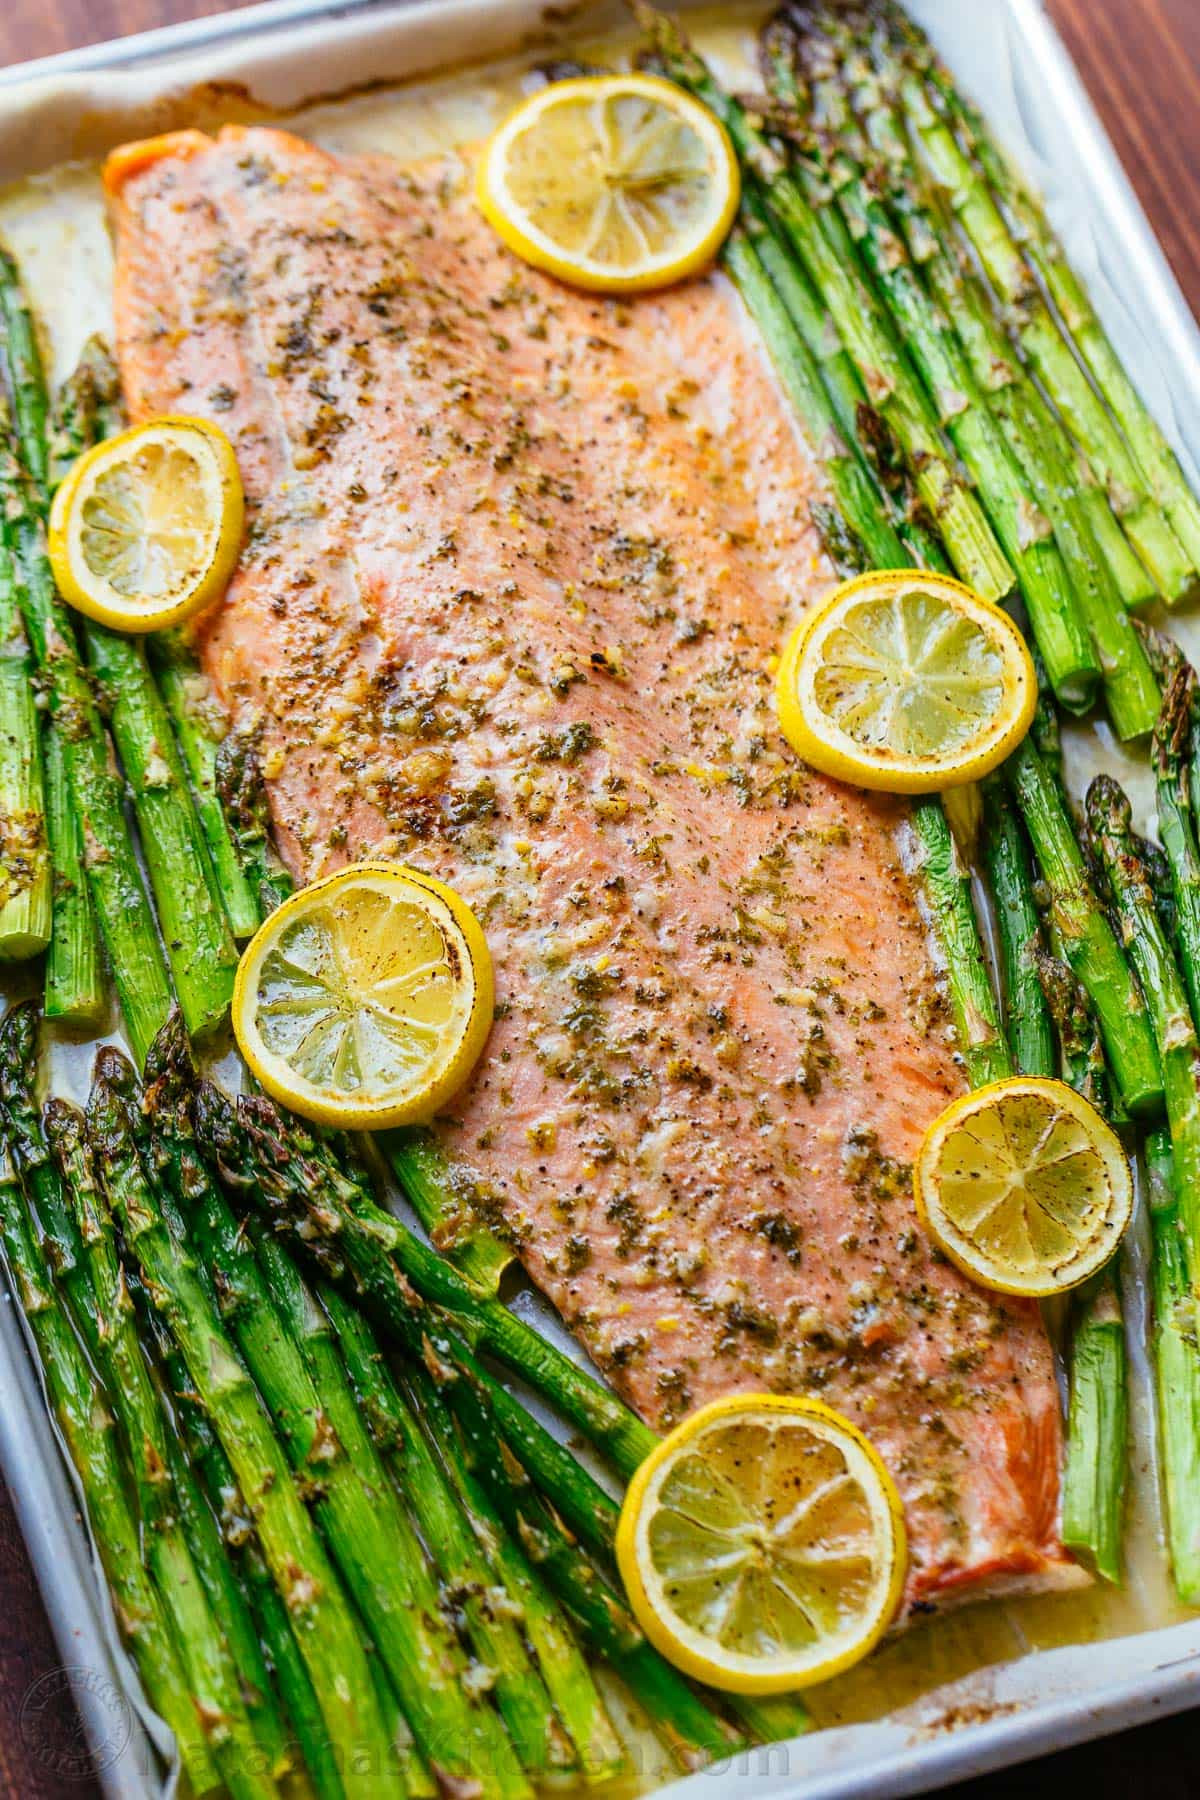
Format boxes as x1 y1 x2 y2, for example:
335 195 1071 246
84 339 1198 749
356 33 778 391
616 1395 906 1694
233 862 494 1130
915 1077 1133 1297
776 570 1036 793
476 73 739 293
48 415 244 633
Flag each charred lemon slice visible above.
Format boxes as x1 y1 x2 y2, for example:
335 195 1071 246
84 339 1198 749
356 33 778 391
915 1077 1133 1297
476 74 739 293
616 1394 906 1694
233 862 494 1130
776 570 1036 792
49 416 243 633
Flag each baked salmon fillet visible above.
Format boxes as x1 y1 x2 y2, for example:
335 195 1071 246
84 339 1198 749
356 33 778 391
107 124 1082 1612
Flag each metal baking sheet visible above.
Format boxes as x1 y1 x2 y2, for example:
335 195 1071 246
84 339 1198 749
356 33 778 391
2 2 1200 1795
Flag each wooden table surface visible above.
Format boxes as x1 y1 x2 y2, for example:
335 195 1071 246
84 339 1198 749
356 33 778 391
1 0 1200 1794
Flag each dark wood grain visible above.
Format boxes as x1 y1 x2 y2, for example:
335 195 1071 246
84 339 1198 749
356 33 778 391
0 1473 90 1799
1048 0 1200 320
0 1 1198 1795
0 0 254 65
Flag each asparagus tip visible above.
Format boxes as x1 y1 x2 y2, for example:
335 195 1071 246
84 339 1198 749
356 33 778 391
191 1081 263 1198
629 0 706 82
42 1095 85 1158
0 995 40 1054
143 1007 196 1108
1154 664 1197 777
1086 771 1133 839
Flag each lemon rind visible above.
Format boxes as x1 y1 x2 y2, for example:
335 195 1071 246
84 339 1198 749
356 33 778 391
232 861 494 1131
476 74 741 296
49 415 244 635
616 1393 906 1694
776 569 1037 794
914 1076 1133 1299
